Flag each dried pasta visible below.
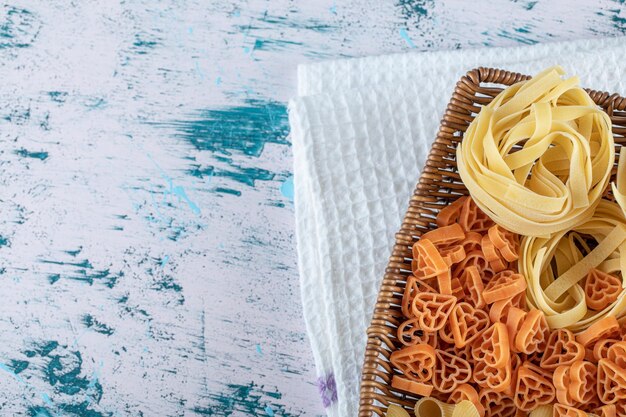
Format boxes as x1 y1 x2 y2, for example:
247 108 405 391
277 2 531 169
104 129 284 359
386 66 626 417
457 66 614 237
520 199 626 331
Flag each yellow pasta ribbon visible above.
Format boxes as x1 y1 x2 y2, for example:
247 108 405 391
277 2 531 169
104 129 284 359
413 398 456 417
451 401 480 417
385 404 410 417
612 148 626 217
520 199 626 331
457 66 614 237
412 398 479 417
529 405 600 417
529 405 553 417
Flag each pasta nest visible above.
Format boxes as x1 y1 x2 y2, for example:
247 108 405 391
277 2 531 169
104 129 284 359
457 66 614 237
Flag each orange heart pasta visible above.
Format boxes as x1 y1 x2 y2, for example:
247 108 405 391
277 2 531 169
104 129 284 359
414 238 449 279
437 196 468 227
584 268 621 311
514 362 556 411
422 223 466 246
540 329 584 370
390 344 437 382
472 359 512 393
597 359 626 404
457 266 486 309
553 365 576 406
567 360 598 404
487 225 520 263
432 349 472 393
411 292 457 332
458 197 496 233
402 275 436 318
607 342 626 368
449 302 490 348
576 315 620 347
595 404 617 417
482 270 526 305
479 388 516 417
390 182 626 416
514 309 549 354
397 318 438 347
391 375 434 397
471 322 510 369
593 338 621 362
552 404 587 417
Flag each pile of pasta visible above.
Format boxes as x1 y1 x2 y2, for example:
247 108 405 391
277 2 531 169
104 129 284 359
389 196 626 417
454 65 626 332
456 66 614 238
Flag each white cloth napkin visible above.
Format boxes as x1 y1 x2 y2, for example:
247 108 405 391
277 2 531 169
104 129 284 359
289 37 626 417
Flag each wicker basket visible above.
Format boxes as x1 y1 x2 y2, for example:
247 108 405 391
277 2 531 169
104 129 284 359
357 67 626 417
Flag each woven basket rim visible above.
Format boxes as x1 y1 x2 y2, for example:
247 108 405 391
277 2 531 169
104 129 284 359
357 66 626 417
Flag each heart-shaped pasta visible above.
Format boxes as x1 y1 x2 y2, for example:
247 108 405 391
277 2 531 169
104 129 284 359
514 362 556 411
520 200 626 331
540 329 584 370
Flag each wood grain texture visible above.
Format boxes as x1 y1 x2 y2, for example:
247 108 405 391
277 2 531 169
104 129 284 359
0 0 624 416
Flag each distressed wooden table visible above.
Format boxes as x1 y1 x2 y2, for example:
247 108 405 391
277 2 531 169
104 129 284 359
0 1 625 416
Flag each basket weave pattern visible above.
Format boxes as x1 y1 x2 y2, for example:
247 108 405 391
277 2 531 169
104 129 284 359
357 67 626 417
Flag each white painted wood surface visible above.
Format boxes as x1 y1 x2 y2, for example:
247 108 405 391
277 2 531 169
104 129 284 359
0 1 625 415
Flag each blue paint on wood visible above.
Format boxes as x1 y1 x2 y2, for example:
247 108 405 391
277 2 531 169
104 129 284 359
280 176 294 202
47 91 68 103
214 187 242 196
242 13 338 33
8 359 29 374
396 0 434 21
524 1 538 10
602 7 626 33
399 28 416 48
193 382 299 417
163 99 289 157
165 176 201 215
146 153 202 215
253 38 304 52
188 163 276 187
0 6 40 49
5 106 30 124
150 273 184 305
508 0 539 10
14 148 49 160
82 314 115 336
157 98 289 195
39 256 121 287
496 27 539 45
17 341 109 416
82 97 106 110
132 33 159 55
65 248 82 257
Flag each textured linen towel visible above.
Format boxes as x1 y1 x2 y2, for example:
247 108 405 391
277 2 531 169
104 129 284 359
289 36 626 417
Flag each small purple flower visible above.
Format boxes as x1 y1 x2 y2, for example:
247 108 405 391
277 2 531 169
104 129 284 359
317 373 338 408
